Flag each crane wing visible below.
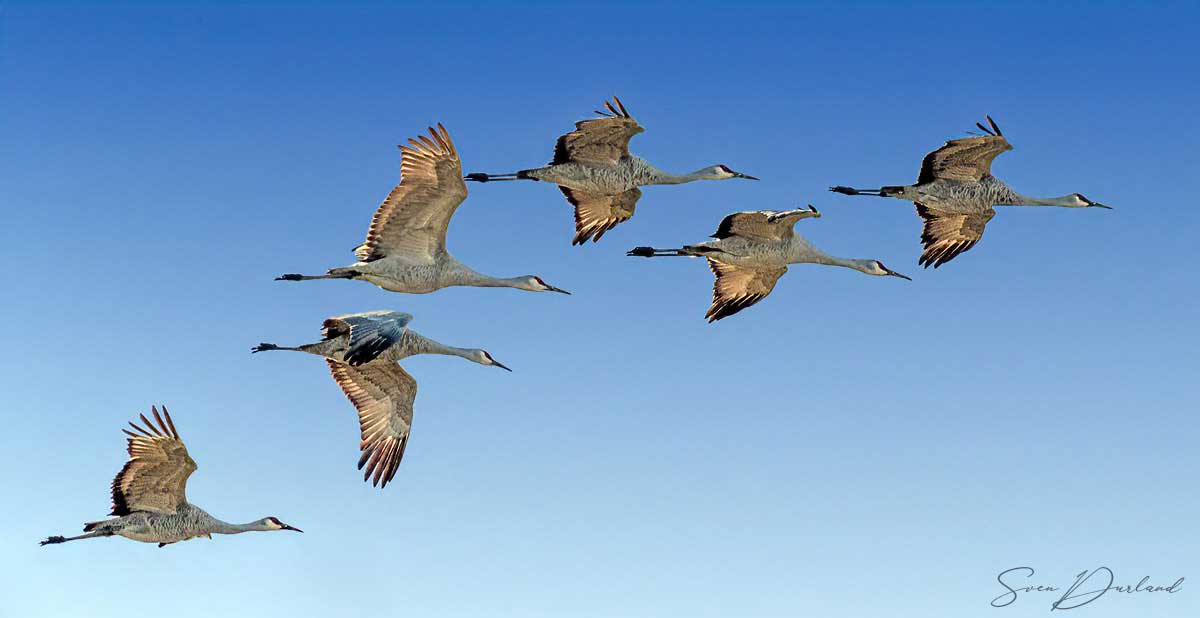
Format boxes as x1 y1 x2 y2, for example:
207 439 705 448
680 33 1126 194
551 97 644 166
354 125 468 263
332 311 414 366
711 207 820 242
327 360 416 489
110 406 197 516
559 186 642 245
705 260 787 322
915 203 995 268
918 118 1012 183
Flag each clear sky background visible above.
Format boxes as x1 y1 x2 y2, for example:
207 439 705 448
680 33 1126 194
2 2 1197 617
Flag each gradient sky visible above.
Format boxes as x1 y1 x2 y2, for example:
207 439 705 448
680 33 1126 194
2 2 1197 617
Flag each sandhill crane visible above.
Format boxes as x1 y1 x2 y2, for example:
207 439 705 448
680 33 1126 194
464 97 757 244
40 406 301 548
830 116 1111 268
276 125 569 294
628 206 909 322
252 310 510 488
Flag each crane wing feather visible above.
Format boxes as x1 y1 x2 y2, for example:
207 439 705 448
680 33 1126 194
915 203 995 268
109 406 197 516
559 186 642 245
355 125 467 263
918 133 1012 183
705 261 787 322
338 311 414 366
327 360 416 489
551 97 644 165
711 208 820 242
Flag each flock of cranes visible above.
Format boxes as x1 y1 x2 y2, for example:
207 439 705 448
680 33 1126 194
42 98 1110 548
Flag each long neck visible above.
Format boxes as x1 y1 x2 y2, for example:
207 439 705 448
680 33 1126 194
406 331 475 362
804 249 874 274
209 518 268 535
451 265 528 289
646 166 711 185
1008 192 1081 207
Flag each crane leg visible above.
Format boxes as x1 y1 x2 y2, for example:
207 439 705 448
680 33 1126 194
464 172 520 182
829 186 884 196
627 247 685 257
40 531 110 546
251 342 302 353
275 271 358 282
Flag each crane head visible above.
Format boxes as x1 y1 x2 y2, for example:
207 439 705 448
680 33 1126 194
261 516 303 532
870 260 912 280
522 276 571 294
1073 193 1112 209
470 349 512 371
712 164 758 181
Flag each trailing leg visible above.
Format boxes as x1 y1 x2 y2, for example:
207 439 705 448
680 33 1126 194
40 531 111 546
275 268 359 282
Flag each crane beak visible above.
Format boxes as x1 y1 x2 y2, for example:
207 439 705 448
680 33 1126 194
492 360 513 372
1089 202 1112 209
733 172 758 181
282 525 303 533
546 285 571 295
886 269 912 281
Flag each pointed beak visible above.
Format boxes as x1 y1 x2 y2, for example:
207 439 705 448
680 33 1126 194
492 360 512 372
734 172 758 181
546 285 571 295
282 525 303 533
1090 202 1112 209
887 269 912 281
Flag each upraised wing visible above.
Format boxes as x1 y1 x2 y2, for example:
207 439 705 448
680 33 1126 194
110 406 197 516
917 117 1012 183
915 203 995 268
321 311 414 366
711 206 821 242
354 124 468 263
551 97 644 166
560 186 642 245
705 260 788 322
327 360 416 489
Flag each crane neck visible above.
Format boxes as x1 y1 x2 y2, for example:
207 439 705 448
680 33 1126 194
1008 192 1082 207
210 518 269 535
646 167 712 185
803 250 875 273
451 265 530 290
406 330 476 362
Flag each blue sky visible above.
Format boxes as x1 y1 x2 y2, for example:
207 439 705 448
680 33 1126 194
2 2 1197 617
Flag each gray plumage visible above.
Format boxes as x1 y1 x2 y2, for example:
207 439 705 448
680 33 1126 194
628 206 910 322
40 406 302 548
831 116 1111 268
464 97 758 244
276 125 570 294
252 311 510 488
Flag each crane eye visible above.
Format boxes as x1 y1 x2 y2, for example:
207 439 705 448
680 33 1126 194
718 165 733 174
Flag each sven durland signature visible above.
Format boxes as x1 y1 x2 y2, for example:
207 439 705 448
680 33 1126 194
992 567 1184 611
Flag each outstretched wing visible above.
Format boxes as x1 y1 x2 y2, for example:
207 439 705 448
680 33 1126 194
559 186 642 245
355 124 467 263
705 260 787 322
110 406 197 516
327 360 416 489
711 207 821 242
915 203 995 268
331 311 414 366
918 117 1012 183
551 97 644 166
